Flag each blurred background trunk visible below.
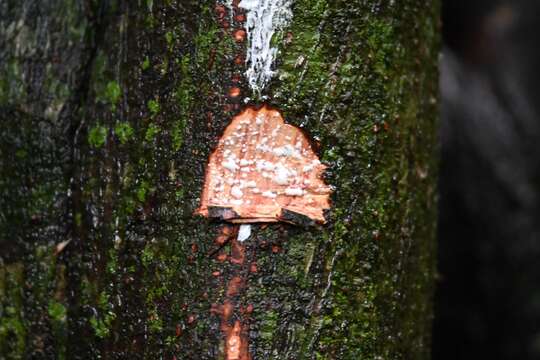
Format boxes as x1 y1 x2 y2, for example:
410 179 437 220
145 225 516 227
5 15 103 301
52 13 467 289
0 0 439 358
434 1 540 359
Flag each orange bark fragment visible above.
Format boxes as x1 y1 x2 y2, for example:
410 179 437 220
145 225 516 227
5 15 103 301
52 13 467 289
225 321 250 360
233 29 246 42
229 87 241 98
217 253 228 262
226 276 244 297
197 106 331 225
234 55 244 65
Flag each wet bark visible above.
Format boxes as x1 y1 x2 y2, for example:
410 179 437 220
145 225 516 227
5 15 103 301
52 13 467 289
0 0 439 359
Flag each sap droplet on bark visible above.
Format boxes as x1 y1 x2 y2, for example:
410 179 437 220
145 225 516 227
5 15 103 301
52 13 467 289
237 224 252 242
196 106 331 225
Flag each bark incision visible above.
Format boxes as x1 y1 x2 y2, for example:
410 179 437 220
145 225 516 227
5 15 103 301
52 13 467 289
0 0 439 359
197 105 331 225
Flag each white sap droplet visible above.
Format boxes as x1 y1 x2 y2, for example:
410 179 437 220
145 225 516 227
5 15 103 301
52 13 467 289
262 190 277 198
273 163 291 185
231 186 243 198
237 224 252 242
273 144 301 158
285 187 304 196
238 0 293 93
222 157 238 172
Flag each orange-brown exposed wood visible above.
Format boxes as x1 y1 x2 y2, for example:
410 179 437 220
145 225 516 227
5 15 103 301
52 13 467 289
210 226 252 360
197 106 331 225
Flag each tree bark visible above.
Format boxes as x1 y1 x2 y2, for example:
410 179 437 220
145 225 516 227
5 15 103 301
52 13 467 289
0 0 439 359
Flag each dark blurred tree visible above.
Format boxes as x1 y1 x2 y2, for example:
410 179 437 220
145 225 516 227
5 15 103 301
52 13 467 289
0 1 439 358
435 1 540 359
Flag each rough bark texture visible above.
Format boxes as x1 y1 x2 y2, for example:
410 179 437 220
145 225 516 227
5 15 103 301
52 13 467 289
0 0 439 359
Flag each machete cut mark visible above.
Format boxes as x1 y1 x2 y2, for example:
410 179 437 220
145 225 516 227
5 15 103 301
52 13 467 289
197 106 331 225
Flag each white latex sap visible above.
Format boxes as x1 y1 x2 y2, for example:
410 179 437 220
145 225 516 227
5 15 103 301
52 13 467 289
237 0 293 94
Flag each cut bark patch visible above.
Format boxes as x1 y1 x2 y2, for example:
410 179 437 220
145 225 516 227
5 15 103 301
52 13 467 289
197 106 331 224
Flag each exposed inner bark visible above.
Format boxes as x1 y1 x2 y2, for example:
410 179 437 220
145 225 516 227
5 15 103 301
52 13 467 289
197 106 331 224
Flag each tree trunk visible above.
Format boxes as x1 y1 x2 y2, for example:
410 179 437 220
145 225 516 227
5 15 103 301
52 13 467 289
0 0 439 359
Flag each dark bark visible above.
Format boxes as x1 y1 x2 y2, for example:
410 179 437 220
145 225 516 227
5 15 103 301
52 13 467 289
0 0 439 359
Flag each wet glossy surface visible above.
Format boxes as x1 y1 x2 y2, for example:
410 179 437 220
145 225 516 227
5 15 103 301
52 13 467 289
197 106 331 224
0 0 439 358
